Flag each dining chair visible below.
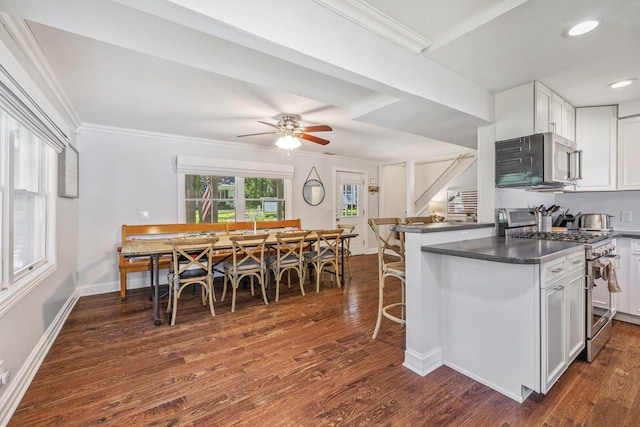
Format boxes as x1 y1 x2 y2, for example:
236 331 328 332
267 230 310 301
221 234 269 312
303 229 343 293
336 223 355 278
368 218 406 339
166 236 219 326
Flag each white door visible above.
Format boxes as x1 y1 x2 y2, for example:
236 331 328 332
336 171 365 255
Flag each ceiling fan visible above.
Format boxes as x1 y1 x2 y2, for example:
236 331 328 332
237 114 332 146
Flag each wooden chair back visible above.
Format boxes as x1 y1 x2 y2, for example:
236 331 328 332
368 218 404 262
313 229 343 261
274 231 310 263
228 234 269 274
171 238 219 279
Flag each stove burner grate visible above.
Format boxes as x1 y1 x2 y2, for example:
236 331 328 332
511 232 609 244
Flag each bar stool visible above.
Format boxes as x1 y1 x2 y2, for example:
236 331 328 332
368 218 406 339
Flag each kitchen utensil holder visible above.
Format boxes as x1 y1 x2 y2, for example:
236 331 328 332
537 216 552 233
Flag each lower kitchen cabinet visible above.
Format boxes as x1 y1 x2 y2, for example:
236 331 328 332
540 253 585 393
614 238 640 324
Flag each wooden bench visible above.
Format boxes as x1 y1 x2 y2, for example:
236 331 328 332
227 219 302 233
118 219 302 300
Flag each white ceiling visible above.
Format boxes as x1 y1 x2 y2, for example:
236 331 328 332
1 0 639 162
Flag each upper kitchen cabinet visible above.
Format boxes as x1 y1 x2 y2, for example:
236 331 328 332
618 116 640 190
535 82 575 140
495 81 575 141
575 106 617 191
563 103 575 142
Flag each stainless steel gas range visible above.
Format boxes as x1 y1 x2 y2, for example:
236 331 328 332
498 208 616 362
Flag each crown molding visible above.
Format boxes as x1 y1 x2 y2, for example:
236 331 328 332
313 0 431 54
0 14 81 129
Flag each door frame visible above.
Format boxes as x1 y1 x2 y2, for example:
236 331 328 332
332 167 369 255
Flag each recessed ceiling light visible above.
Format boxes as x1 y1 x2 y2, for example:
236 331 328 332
609 78 638 89
567 20 600 36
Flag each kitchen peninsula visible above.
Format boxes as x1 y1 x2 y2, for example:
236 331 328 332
396 223 586 403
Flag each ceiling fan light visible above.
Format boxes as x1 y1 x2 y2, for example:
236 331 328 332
567 20 600 36
275 135 301 149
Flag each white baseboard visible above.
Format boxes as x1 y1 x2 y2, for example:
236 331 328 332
443 359 531 403
0 291 79 426
403 347 443 376
614 312 640 326
77 278 156 297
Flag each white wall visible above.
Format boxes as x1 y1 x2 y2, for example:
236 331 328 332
556 190 640 231
381 163 406 218
76 128 379 294
0 28 78 419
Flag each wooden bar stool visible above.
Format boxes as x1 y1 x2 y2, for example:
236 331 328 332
368 218 406 339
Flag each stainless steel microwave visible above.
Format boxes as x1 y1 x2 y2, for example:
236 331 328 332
495 132 582 189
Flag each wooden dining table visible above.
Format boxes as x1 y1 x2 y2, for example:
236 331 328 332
120 231 357 325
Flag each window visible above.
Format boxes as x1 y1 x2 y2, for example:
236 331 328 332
184 175 286 223
1 110 56 295
340 184 359 217
185 175 236 223
177 156 293 223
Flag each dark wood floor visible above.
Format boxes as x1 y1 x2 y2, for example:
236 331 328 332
9 254 640 426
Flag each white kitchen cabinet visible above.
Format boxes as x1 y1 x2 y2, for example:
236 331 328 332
535 82 553 134
563 102 575 142
534 82 575 140
575 106 618 191
631 253 640 317
495 81 575 141
614 238 640 325
618 116 640 190
540 251 585 393
541 282 567 391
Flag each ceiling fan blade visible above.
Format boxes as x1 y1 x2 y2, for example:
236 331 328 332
237 131 280 137
257 120 281 129
300 133 330 145
301 125 332 132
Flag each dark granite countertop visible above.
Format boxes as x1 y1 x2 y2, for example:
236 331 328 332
612 230 640 239
395 222 495 234
421 236 585 264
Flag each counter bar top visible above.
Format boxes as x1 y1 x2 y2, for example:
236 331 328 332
613 230 640 238
421 236 585 264
395 222 495 234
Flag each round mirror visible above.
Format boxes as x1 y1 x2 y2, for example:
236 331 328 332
303 179 325 206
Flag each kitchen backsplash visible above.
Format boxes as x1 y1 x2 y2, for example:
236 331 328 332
495 188 555 210
556 190 640 231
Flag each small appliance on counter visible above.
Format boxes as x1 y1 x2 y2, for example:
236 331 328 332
579 213 614 232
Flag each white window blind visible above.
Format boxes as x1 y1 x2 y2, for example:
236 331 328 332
176 155 294 179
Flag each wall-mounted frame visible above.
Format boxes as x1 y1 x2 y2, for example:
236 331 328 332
302 166 325 206
58 144 79 198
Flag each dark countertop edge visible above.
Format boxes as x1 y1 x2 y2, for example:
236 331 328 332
395 222 495 233
421 240 585 265
613 230 640 238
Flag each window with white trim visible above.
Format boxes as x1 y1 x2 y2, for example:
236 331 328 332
184 175 287 223
1 109 56 293
177 156 293 223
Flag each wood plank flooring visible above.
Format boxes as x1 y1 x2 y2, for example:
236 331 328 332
9 254 640 426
